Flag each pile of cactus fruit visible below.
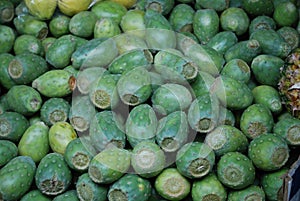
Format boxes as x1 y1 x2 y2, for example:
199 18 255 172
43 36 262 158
1 0 300 200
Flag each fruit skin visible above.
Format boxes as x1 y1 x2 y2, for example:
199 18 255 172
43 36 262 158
0 53 16 89
277 26 299 50
169 4 195 32
191 71 215 98
8 53 48 85
0 156 36 201
13 14 48 39
48 121 77 155
20 189 51 201
32 70 76 98
108 174 152 201
227 185 266 201
13 34 44 56
6 85 42 116
0 25 16 54
156 111 188 152
191 173 227 201
193 8 219 44
18 121 50 162
0 111 29 142
0 140 18 167
176 142 215 179
64 138 94 172
273 1 298 27
88 147 131 184
131 141 165 178
58 0 93 16
248 15 276 35
49 15 71 38
120 9 145 36
220 58 251 83
240 104 274 139
195 0 229 11
94 17 121 39
204 125 249 156
90 110 126 152
248 133 289 171
152 83 192 115
24 0 57 20
52 190 79 201
35 153 72 196
40 97 71 126
69 11 97 38
242 0 274 16
250 29 292 59
145 0 175 15
126 104 157 147
273 117 300 146
206 31 238 54
0 0 14 23
217 152 256 190
76 173 107 201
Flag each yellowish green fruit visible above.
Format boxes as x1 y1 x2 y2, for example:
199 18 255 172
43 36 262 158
58 0 93 16
24 0 57 20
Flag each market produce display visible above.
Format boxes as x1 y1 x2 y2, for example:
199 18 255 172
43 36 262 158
0 0 300 200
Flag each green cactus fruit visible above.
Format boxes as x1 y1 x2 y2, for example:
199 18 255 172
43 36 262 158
120 9 145 36
227 185 266 201
154 49 198 83
0 95 9 115
0 53 17 89
221 59 251 83
273 1 298 27
113 33 148 55
20 189 51 201
29 115 42 125
13 34 44 56
71 38 118 69
41 37 56 53
154 168 190 200
190 71 215 98
220 7 250 36
250 29 291 59
0 156 36 201
63 65 79 78
156 111 188 152
195 0 229 11
76 173 108 201
91 0 127 24
206 31 238 55
176 142 215 179
224 39 262 63
69 95 96 132
32 70 76 97
192 173 227 201
90 110 126 151
145 0 174 15
94 17 121 39
152 83 192 115
53 190 79 201
252 85 282 113
46 34 78 69
273 117 300 146
240 104 274 139
125 104 157 147
35 153 72 196
40 98 71 126
248 133 289 171
251 54 284 87
217 152 256 189
188 92 219 133
0 111 29 142
131 141 165 178
218 106 236 126
144 9 176 50
8 53 48 85
0 0 14 23
193 9 219 45
249 15 276 35
242 0 274 16
6 85 42 116
15 1 29 16
261 167 288 201
88 147 131 184
69 11 97 38
64 138 93 172
13 14 48 39
108 174 152 201
277 26 299 50
205 125 249 156
49 121 77 154
108 49 153 75
212 75 253 110
117 67 152 106
169 3 195 32
0 25 15 54
18 122 50 162
49 15 71 38
0 140 18 166
149 71 164 91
